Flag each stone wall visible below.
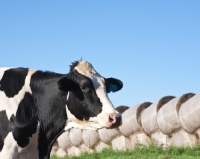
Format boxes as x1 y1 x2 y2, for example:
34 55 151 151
51 92 200 158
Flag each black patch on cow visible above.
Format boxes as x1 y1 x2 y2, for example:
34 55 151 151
0 110 10 151
58 76 79 92
0 68 28 98
10 92 38 148
30 71 67 159
65 70 103 120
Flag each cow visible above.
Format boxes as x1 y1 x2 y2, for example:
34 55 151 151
0 60 123 159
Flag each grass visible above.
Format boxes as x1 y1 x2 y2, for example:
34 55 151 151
51 142 200 159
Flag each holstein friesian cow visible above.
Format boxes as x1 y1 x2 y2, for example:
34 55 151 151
0 60 123 159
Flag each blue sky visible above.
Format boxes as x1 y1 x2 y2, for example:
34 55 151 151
0 1 200 107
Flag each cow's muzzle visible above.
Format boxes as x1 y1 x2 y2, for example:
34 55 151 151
107 113 122 128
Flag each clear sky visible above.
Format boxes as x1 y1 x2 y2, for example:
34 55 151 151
0 1 200 108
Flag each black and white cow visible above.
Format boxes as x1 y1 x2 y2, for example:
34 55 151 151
0 60 123 159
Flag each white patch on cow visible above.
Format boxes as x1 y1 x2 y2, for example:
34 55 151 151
0 126 39 159
0 132 18 159
74 61 119 128
0 69 36 119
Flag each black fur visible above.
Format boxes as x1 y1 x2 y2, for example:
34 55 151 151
30 71 67 159
0 111 10 151
0 68 28 98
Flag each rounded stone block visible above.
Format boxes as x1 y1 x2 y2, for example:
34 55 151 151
170 129 197 147
179 93 200 133
79 144 94 153
116 105 129 114
95 141 109 152
130 133 150 146
141 96 175 135
157 93 194 135
195 128 200 140
67 146 81 157
50 145 58 156
111 135 132 150
98 127 120 144
82 130 100 148
157 97 180 134
119 102 151 137
57 131 71 150
56 148 67 158
69 128 83 147
151 131 169 147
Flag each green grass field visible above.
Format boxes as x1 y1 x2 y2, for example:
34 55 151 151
51 143 200 159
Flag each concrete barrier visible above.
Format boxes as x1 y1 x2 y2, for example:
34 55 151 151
51 92 200 157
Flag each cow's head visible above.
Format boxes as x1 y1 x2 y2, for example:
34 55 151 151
58 60 123 130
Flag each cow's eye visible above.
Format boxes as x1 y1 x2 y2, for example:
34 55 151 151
80 85 89 92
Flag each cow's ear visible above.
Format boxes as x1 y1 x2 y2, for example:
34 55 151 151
58 77 77 92
106 78 123 93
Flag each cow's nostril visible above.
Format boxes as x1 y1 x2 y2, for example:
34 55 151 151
108 113 122 128
109 116 113 122
109 115 116 124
